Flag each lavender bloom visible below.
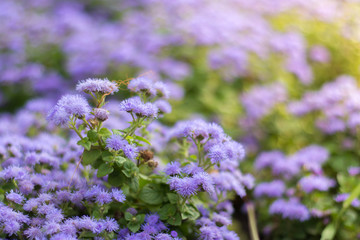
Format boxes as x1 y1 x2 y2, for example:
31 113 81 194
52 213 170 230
168 177 198 197
240 83 287 121
94 108 110 121
155 100 172 114
207 144 227 163
6 190 25 204
111 189 126 203
119 97 159 118
2 220 20 236
299 175 336 193
76 78 119 94
47 95 90 125
104 217 119 232
106 134 128 151
24 227 44 239
310 45 330 63
154 82 170 98
96 190 112 205
255 151 285 170
122 144 139 161
269 198 310 221
254 180 286 198
334 193 360 207
128 77 156 97
164 162 182 176
348 167 360 176
193 172 215 195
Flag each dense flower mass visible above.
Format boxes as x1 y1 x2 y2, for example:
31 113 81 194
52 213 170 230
2 0 360 239
0 76 253 239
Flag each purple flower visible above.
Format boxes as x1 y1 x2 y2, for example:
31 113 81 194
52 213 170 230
128 77 156 97
47 94 90 125
254 180 286 198
269 198 310 221
207 144 227 163
193 172 215 195
212 213 231 226
155 100 172 114
103 217 119 232
106 134 128 151
24 227 44 239
105 134 140 161
119 97 159 118
2 220 20 236
154 82 170 98
96 190 112 205
44 221 61 235
170 231 178 238
334 193 360 207
255 151 285 170
111 189 126 203
168 177 198 197
94 108 110 121
299 175 335 193
199 226 221 240
164 162 182 176
76 78 119 94
6 190 25 204
122 144 139 161
348 166 360 176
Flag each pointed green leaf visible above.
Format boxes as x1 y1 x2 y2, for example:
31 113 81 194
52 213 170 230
97 163 114 178
82 149 101 165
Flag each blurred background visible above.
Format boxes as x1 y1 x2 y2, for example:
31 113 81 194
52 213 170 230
2 0 360 239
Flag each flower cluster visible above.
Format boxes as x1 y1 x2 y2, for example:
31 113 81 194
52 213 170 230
253 145 335 223
0 76 252 239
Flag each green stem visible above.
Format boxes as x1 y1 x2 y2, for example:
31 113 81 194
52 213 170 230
246 202 260 240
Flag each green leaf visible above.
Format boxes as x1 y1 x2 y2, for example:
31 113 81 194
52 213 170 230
77 137 91 151
125 212 133 221
158 204 177 220
167 212 182 226
134 135 151 145
139 184 164 205
97 163 114 178
136 214 145 224
321 223 336 240
122 161 138 177
167 193 179 204
181 205 200 221
114 156 127 166
108 170 126 187
99 128 112 138
127 222 141 233
87 130 99 143
82 149 101 165
102 151 114 162
129 177 139 192
112 129 123 135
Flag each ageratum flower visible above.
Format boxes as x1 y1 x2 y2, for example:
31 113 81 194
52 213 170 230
128 77 157 97
94 108 110 121
154 100 172 114
111 189 126 203
119 97 159 118
6 190 25 204
164 162 182 176
76 78 119 94
298 175 336 193
47 95 90 125
106 134 139 160
269 198 310 221
254 180 286 198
